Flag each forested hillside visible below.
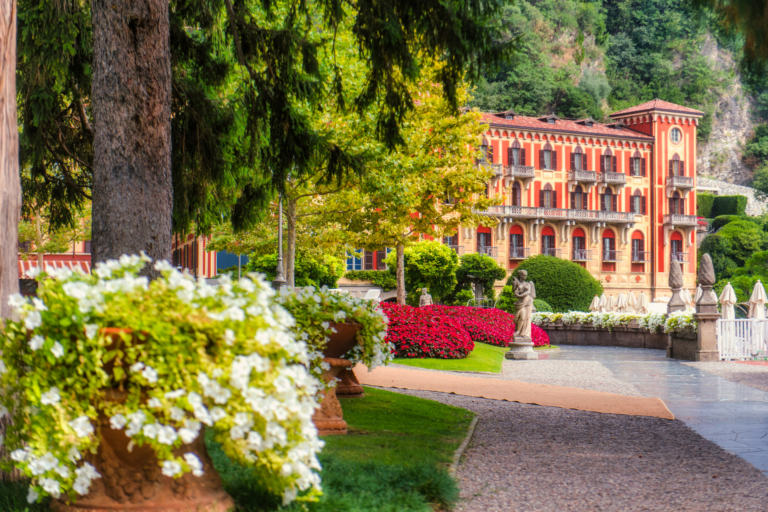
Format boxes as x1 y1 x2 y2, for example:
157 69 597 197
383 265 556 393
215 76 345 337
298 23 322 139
470 0 768 185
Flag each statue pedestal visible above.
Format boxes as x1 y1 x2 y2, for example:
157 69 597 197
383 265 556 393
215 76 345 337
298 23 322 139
505 336 538 360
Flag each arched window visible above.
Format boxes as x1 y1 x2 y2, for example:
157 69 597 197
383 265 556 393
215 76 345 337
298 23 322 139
511 181 522 206
670 231 685 264
477 227 493 256
601 187 616 212
510 225 525 259
670 153 684 176
570 146 584 171
602 229 617 262
539 142 556 170
480 136 490 163
630 150 645 177
631 231 646 262
570 185 587 210
601 147 616 173
632 189 646 215
540 183 556 208
508 139 525 166
669 190 685 215
572 227 587 261
541 226 556 256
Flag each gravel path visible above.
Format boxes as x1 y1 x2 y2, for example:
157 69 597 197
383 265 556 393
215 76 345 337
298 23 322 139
684 362 768 393
390 359 645 397
390 389 768 512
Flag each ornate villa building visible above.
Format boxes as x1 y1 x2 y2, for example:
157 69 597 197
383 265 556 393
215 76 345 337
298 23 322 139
452 99 703 298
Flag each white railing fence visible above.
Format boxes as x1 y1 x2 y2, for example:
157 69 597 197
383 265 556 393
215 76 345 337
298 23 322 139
717 319 768 360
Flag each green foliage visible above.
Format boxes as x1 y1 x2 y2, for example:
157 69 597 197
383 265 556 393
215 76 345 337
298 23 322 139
744 124 768 169
395 342 508 373
452 253 507 303
448 289 475 306
715 220 768 265
752 162 768 202
495 285 516 314
710 215 742 231
246 253 344 288
385 242 459 305
711 195 748 217
508 255 603 313
699 234 739 281
533 299 553 312
714 251 768 317
696 193 716 218
343 270 397 291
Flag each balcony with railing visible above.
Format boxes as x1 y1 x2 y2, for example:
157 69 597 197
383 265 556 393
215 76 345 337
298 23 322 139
666 176 694 189
671 252 689 265
509 247 529 260
632 251 650 262
599 171 626 186
572 249 592 261
445 245 465 255
663 214 698 227
603 250 622 262
478 246 498 259
567 170 598 184
541 247 561 258
477 206 634 224
504 164 535 179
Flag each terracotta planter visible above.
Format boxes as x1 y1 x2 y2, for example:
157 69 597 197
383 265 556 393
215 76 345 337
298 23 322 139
53 329 235 512
312 323 361 436
335 367 364 398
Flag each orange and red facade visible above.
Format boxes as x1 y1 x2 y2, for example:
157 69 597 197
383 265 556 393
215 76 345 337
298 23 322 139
457 99 702 298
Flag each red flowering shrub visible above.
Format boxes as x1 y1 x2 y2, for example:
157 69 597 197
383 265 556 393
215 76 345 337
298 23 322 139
381 304 551 359
381 303 474 359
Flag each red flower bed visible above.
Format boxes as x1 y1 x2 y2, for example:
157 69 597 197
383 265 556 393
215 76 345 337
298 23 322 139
381 303 474 359
381 304 550 360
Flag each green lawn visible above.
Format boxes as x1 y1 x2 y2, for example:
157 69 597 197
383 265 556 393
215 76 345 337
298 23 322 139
394 341 507 373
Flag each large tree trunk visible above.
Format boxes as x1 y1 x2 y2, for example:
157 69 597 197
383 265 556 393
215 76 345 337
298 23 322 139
286 196 296 287
0 0 20 320
396 242 406 305
34 213 44 270
91 0 172 273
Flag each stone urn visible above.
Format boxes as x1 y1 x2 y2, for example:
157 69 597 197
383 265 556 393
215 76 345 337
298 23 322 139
312 323 361 435
335 367 365 398
54 328 235 512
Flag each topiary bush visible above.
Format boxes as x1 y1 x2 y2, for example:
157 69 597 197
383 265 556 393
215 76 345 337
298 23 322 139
343 270 397 291
450 253 507 303
247 252 343 288
507 255 603 312
533 299 553 312
711 195 748 217
697 193 715 218
381 303 474 359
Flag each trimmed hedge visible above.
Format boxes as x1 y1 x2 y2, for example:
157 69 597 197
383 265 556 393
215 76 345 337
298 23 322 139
507 255 603 312
533 299 553 312
344 270 397 291
711 195 748 217
696 193 715 218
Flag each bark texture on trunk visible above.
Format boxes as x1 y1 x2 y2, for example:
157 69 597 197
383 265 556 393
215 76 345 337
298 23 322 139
396 242 405 305
0 0 20 320
286 197 296 287
34 214 44 270
91 0 172 273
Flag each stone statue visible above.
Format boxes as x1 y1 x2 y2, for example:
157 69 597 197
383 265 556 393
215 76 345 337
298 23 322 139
506 270 538 360
513 270 536 339
419 288 433 307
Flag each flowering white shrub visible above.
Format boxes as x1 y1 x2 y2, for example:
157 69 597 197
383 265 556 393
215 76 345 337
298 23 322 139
533 310 696 334
274 286 391 377
1 254 323 505
663 310 697 333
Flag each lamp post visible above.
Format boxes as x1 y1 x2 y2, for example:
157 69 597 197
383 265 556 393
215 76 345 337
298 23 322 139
273 194 287 290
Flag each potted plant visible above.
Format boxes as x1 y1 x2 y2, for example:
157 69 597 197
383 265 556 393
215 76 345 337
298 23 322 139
274 287 390 434
1 255 323 509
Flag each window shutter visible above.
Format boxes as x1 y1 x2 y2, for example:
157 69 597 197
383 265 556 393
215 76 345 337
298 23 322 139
669 160 673 174
600 194 605 211
376 250 386 269
628 155 633 175
539 150 544 170
539 190 544 207
611 238 616 251
507 147 513 165
600 156 605 173
583 193 589 210
521 148 526 165
570 152 575 171
680 161 685 176
364 251 374 270
642 158 647 176
552 149 558 170
642 196 647 215
669 198 674 213
612 194 618 211
612 156 617 173
553 191 558 208
570 192 575 209
680 197 686 214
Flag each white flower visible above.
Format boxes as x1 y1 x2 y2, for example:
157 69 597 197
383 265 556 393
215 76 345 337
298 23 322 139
170 407 185 422
210 407 227 423
50 341 65 359
8 293 27 310
25 310 42 330
94 263 112 279
11 449 29 463
247 431 263 451
224 329 236 346
184 453 204 477
333 310 346 321
229 425 246 440
39 452 58 471
85 324 99 340
40 387 61 405
162 460 182 477
178 427 198 444
157 425 178 445
126 410 146 437
142 423 159 439
130 362 145 373
55 464 71 479
147 397 163 409
75 462 101 480
29 335 45 351
67 446 81 462
26 487 38 504
32 298 48 311
141 366 158 384
73 478 90 495
69 416 94 438
110 414 127 430
154 260 175 273
165 389 185 399
40 477 61 498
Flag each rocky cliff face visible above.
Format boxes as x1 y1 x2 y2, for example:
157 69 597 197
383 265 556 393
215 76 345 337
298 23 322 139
696 35 755 185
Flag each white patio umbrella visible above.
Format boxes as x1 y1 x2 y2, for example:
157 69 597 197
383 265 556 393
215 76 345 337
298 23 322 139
749 280 768 319
589 295 600 312
719 282 737 320
694 285 703 306
637 292 649 314
616 293 628 313
599 293 608 313
627 291 637 313
607 294 617 312
680 288 693 310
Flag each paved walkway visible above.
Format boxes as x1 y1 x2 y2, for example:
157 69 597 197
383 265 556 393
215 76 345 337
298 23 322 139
542 346 768 475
